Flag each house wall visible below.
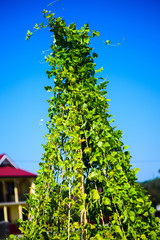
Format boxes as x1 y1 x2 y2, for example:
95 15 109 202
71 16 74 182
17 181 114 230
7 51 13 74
0 177 36 224
0 177 35 203
18 179 30 201
9 205 19 223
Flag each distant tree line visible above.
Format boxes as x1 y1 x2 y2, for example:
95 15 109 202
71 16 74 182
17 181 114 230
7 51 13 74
141 178 160 208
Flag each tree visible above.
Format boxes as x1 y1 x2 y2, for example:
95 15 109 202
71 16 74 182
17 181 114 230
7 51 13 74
18 8 160 240
141 178 160 209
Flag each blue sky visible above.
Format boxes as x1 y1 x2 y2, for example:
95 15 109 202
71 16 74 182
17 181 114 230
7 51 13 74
0 0 160 182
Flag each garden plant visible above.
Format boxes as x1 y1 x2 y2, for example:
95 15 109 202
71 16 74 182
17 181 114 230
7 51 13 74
11 6 160 240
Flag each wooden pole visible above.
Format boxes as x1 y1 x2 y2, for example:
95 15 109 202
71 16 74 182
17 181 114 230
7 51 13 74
3 206 8 222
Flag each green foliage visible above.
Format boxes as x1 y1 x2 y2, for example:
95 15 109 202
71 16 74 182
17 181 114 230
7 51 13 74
18 7 160 240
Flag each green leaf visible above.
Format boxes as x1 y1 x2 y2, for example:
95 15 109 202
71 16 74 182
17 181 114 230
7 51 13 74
73 222 80 229
129 211 135 222
93 52 98 58
44 86 52 92
97 141 102 147
106 187 114 193
123 210 128 223
95 67 104 73
130 215 135 222
9 235 15 239
83 103 87 109
123 145 129 150
143 211 148 217
150 231 157 240
34 23 40 30
104 142 110 147
88 170 99 180
135 168 139 174
137 198 144 203
84 147 91 154
92 30 100 37
117 200 123 210
141 234 146 240
81 193 87 200
115 225 122 234
94 234 103 240
149 207 156 214
103 197 111 205
90 224 96 229
116 164 122 170
90 189 100 201
105 40 111 45
107 206 112 211
46 13 55 19
131 231 137 239
27 30 32 35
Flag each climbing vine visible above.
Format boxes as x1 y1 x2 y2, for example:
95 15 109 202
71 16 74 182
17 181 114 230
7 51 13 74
14 6 160 240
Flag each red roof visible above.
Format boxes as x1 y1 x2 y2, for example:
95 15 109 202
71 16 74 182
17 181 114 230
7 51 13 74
0 154 5 160
0 166 37 178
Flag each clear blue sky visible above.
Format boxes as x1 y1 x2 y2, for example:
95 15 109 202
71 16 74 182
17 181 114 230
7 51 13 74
0 0 160 182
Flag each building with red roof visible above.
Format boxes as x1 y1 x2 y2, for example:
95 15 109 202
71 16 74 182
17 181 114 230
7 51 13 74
0 154 37 237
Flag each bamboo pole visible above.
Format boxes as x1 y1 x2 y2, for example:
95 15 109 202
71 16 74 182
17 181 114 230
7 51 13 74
79 136 87 240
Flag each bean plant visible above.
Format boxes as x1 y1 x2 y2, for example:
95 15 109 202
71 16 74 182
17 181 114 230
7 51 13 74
16 7 160 240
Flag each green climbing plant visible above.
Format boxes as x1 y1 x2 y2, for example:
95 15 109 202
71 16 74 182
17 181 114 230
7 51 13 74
16 6 160 240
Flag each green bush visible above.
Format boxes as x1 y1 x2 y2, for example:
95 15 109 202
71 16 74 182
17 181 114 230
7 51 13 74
16 6 160 240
